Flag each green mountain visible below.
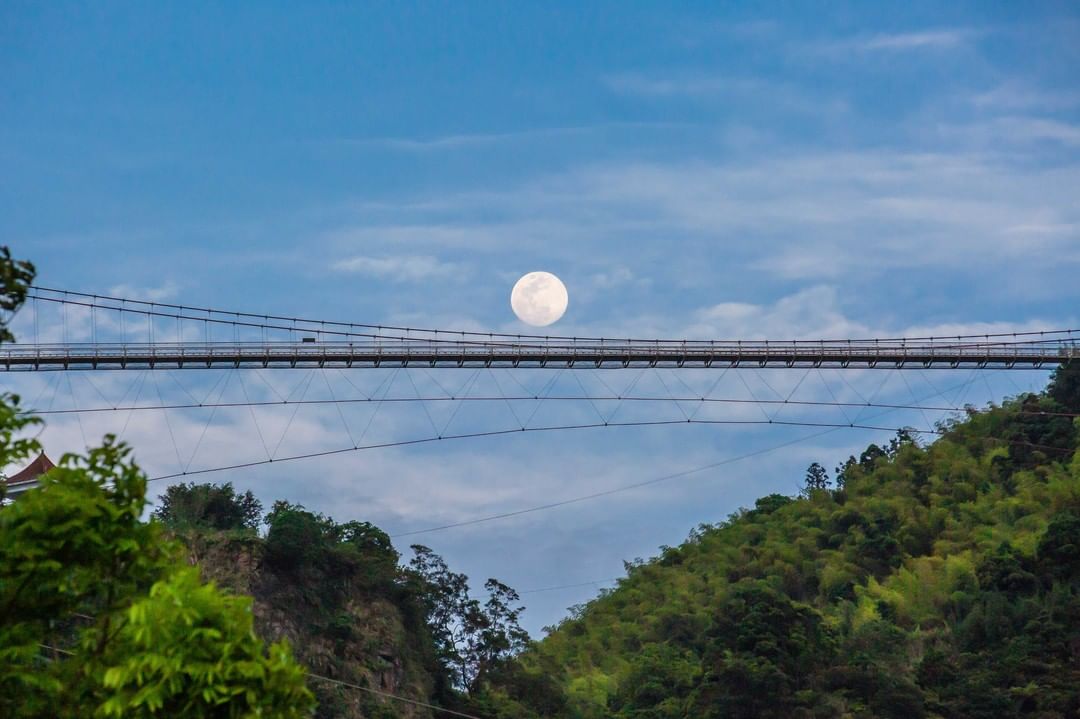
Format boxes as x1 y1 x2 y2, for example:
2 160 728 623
486 368 1080 718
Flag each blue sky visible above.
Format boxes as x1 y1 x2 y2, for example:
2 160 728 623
3 2 1079 634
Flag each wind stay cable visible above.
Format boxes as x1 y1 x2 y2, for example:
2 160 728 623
386 375 1024 538
520 369 565 429
653 368 691 421
64 373 88 450
166 371 201 406
572 370 611 425
816 368 854 424
118 371 150 441
404 368 443 438
440 368 482 436
253 369 288 403
322 369 358 448
237 369 273 462
899 370 935 434
686 365 730 421
185 370 235 473
487 367 525 430
605 367 649 425
80 372 113 407
271 370 317 459
23 394 1080 419
851 370 894 425
152 372 186 473
736 371 774 423
352 368 399 448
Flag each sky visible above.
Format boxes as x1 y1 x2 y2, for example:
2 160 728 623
2 2 1079 635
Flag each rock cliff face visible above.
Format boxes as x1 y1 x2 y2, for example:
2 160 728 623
187 531 437 719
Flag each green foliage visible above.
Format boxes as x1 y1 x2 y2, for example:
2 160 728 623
0 246 35 344
97 567 312 718
497 392 1080 718
263 502 401 594
803 461 830 494
1037 511 1080 581
0 437 316 717
153 481 263 532
0 256 314 718
408 545 530 694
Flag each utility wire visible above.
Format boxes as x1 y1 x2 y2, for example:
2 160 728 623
307 673 484 719
34 643 482 719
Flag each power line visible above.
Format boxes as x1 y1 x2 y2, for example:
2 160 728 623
307 673 484 719
35 643 483 718
517 578 622 595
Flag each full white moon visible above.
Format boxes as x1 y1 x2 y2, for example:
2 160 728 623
510 271 569 327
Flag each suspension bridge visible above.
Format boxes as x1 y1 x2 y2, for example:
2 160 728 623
3 285 1079 607
4 287 1078 371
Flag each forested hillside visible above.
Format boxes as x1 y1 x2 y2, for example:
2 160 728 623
154 485 530 718
488 368 1080 718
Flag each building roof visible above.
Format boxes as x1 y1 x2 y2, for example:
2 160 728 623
5 452 56 486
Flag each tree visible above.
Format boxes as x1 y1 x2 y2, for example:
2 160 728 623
0 247 314 718
407 545 529 693
803 462 830 494
153 481 263 532
1048 363 1080 413
1037 512 1080 582
465 579 530 692
97 567 313 718
689 581 834 718
0 246 34 344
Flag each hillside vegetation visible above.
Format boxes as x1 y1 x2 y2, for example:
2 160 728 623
153 485 530 719
487 368 1080 718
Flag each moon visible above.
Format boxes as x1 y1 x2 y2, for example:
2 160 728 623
510 271 569 327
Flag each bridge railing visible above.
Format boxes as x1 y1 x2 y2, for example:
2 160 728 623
0 338 1076 370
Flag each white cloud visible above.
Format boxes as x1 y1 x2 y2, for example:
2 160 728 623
679 285 1067 342
334 122 689 153
590 266 636 289
338 127 595 152
992 117 1080 146
971 82 1080 111
107 281 180 302
319 146 1080 303
602 73 849 116
331 255 466 282
855 29 972 51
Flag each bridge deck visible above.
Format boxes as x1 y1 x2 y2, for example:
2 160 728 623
1 340 1075 370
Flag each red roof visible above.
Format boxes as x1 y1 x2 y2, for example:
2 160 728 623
6 452 55 486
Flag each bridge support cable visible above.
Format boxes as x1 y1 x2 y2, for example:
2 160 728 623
7 291 1078 371
898 370 935 434
27 285 1080 349
736 371 775 424
184 371 234 474
322 369 359 449
270 370 316 459
151 371 186 473
236 369 273 463
486 368 525 430
386 375 1069 539
64 372 88 450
